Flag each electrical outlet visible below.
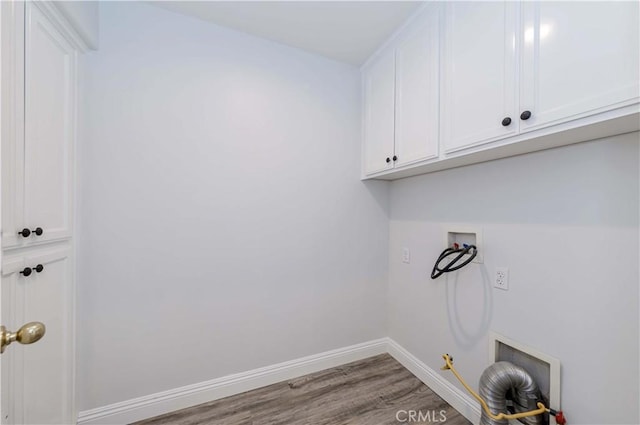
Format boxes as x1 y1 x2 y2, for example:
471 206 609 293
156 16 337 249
494 267 509 290
402 248 411 264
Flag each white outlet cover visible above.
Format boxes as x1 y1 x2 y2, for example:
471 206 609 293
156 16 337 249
494 267 509 290
402 248 410 264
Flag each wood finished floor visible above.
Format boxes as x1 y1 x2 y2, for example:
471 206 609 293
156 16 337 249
133 354 471 425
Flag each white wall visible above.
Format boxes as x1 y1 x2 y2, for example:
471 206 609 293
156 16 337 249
77 2 389 410
388 132 640 424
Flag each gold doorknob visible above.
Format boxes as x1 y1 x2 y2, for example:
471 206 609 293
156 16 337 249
0 322 46 354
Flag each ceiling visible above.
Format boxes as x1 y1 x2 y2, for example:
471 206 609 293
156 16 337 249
150 1 424 66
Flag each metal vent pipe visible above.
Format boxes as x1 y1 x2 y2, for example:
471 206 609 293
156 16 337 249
479 361 544 425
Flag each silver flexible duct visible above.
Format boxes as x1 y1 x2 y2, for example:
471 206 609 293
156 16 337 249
478 361 544 425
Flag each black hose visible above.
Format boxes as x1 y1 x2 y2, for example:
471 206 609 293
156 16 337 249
431 245 477 279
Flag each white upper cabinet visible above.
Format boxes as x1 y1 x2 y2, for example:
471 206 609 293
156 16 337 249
440 0 639 156
363 49 395 175
519 1 640 131
2 2 76 249
441 1 519 153
395 7 439 167
362 5 440 177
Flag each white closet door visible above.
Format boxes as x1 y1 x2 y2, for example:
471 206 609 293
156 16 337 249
520 1 640 132
441 1 519 153
23 2 75 246
1 1 26 250
2 246 74 425
394 6 440 167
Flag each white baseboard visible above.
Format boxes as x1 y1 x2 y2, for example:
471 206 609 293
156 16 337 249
77 338 480 425
76 338 389 425
386 339 481 425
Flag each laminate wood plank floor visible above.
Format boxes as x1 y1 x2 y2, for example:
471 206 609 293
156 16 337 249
133 354 471 425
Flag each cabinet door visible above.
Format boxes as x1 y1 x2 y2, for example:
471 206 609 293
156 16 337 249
1 2 26 250
363 50 395 175
3 2 75 249
520 1 640 131
441 1 519 153
395 6 440 167
1 246 74 425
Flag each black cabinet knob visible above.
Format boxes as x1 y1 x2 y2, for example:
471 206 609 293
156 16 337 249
392 155 398 162
501 117 512 126
386 157 391 163
18 265 44 276
18 227 44 238
520 110 532 120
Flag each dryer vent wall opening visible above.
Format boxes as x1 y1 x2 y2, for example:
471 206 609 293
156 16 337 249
489 332 561 415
